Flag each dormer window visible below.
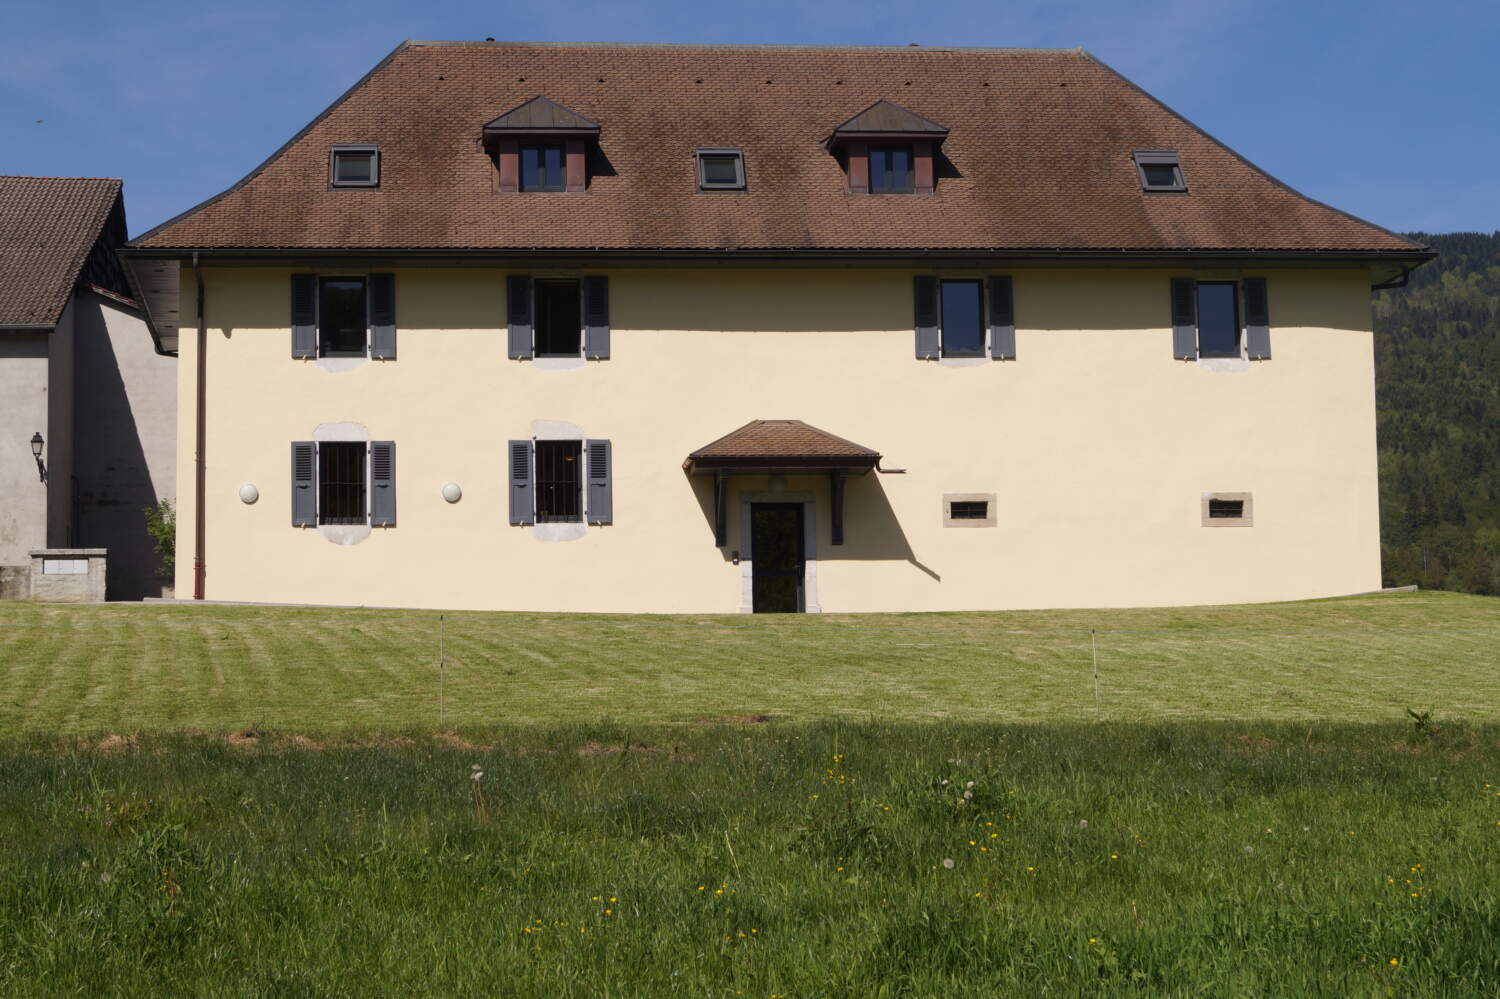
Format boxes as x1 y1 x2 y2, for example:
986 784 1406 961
868 145 914 194
520 144 566 192
483 96 601 195
330 145 378 187
696 148 746 190
828 100 948 196
1133 150 1186 192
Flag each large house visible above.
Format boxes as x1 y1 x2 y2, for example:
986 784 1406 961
123 41 1432 613
1 177 176 600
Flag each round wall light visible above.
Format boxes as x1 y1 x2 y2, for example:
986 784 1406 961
238 483 260 504
441 482 463 503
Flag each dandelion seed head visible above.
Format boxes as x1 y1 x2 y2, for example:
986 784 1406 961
942 858 955 869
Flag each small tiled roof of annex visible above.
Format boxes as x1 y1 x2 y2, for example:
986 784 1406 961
0 177 123 326
133 41 1424 256
687 420 882 469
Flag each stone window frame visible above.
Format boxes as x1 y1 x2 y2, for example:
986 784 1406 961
942 492 997 528
1201 491 1253 527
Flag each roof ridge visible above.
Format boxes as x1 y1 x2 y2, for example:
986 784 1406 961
406 40 1088 55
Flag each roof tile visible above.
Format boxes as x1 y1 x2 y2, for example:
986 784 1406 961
0 176 122 326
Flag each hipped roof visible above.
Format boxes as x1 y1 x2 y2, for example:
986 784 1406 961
686 420 881 472
132 41 1426 259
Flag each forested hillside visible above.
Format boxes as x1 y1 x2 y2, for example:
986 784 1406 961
1374 231 1500 593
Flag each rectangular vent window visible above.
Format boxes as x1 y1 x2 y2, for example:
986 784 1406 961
1208 499 1244 519
950 501 989 520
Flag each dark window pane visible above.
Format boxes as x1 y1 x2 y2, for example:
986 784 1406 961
1208 499 1244 519
521 144 564 191
535 440 582 522
1141 163 1179 188
869 145 914 194
700 154 741 187
940 280 984 357
1196 283 1240 357
334 152 374 184
950 501 988 520
318 442 366 525
534 279 581 355
318 278 366 356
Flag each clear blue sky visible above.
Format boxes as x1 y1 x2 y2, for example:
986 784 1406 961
2 0 1495 238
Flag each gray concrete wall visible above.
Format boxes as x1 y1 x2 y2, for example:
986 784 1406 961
0 330 52 566
72 290 177 598
46 296 76 547
28 548 106 602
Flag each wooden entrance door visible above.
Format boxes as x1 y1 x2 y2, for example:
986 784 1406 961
751 503 804 613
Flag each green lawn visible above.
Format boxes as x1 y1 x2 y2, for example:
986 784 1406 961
2 722 1498 996
0 591 1496 734
4 593 1499 995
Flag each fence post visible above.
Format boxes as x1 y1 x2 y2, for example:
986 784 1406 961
1090 628 1101 719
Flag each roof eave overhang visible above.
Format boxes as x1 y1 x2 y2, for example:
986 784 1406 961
827 129 949 148
123 245 1436 269
684 456 881 475
481 126 600 140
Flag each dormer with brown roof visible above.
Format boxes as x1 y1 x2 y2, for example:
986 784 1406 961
482 96 600 194
828 100 949 195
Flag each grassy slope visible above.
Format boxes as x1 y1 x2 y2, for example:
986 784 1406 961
0 591 1496 734
2 722 1497 997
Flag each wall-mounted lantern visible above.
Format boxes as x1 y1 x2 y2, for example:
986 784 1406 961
29 432 45 482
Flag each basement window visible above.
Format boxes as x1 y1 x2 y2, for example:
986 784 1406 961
943 493 997 528
1133 150 1186 192
535 440 583 523
697 148 746 190
1202 492 1253 527
331 146 379 187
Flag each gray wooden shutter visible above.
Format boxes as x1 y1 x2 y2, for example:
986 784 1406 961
291 274 317 358
507 276 533 359
369 274 396 359
1243 277 1271 360
291 441 316 526
1171 277 1198 359
988 275 1015 360
583 276 610 359
914 276 939 359
370 441 396 526
586 438 612 525
508 439 534 525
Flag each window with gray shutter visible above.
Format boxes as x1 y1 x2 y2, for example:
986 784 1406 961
914 276 939 359
1170 277 1198 359
586 438 612 525
507 276 533 359
988 275 1015 360
369 274 396 359
1243 277 1271 359
583 276 610 359
508 439 534 525
291 275 317 358
370 441 396 526
291 441 316 525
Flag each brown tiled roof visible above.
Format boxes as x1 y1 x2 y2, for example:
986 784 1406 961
833 99 949 138
134 42 1423 256
1 177 123 326
686 420 881 471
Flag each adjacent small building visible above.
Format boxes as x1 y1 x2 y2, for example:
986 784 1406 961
0 177 176 600
123 41 1433 613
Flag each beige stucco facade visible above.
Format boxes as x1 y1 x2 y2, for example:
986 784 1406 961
174 264 1381 612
